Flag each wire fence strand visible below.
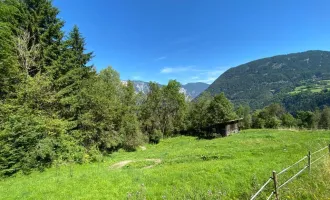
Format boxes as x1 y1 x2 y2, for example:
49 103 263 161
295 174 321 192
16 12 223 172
278 165 308 189
311 154 327 165
250 145 329 200
278 156 307 175
312 146 328 155
250 178 272 200
266 192 274 200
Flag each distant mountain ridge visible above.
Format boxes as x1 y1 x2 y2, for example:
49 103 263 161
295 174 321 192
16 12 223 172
121 80 209 100
205 50 330 110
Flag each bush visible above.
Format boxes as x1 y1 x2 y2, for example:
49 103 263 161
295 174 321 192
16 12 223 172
149 129 163 144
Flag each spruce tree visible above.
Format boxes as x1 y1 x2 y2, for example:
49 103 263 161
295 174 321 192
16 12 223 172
55 25 94 123
21 0 64 75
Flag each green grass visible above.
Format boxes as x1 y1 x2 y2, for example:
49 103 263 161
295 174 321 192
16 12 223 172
0 129 330 199
289 80 330 94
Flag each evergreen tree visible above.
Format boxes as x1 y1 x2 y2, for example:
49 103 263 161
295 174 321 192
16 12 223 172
55 25 94 124
21 0 65 74
0 0 21 99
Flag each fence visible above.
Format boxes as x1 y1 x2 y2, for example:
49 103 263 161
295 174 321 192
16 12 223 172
250 144 330 200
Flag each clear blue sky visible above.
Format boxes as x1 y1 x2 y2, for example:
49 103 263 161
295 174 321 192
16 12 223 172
53 0 330 84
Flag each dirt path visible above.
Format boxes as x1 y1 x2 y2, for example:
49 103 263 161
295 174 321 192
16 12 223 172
110 159 161 169
143 159 161 169
110 160 133 169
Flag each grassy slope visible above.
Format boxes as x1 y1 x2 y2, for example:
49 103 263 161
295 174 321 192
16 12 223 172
0 130 330 200
289 80 330 94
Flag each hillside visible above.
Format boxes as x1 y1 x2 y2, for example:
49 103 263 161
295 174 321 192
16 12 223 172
124 81 209 99
181 82 210 99
205 50 330 109
1 130 329 199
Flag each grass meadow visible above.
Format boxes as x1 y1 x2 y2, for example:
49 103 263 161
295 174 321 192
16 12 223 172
1 129 330 200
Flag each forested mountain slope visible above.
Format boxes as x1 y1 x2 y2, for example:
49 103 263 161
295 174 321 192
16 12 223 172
205 50 330 109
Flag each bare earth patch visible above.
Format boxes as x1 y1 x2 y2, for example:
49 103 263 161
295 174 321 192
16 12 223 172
143 159 161 169
110 159 161 169
140 146 147 151
110 160 133 169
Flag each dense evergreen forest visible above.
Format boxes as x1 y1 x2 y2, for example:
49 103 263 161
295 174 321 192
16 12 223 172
1 0 330 177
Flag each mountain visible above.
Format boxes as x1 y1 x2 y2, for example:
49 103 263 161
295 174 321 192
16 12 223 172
122 81 209 100
205 50 330 110
180 82 210 99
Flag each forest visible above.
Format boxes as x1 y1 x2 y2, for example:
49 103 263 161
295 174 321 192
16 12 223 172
1 0 330 178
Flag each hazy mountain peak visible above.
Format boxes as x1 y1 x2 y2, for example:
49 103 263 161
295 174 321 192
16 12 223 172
122 80 209 100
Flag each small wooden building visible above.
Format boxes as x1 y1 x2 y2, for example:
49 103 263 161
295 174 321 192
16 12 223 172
180 118 242 139
216 119 242 136
202 118 242 138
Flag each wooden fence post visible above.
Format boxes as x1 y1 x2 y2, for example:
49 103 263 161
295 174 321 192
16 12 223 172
308 151 311 173
328 144 330 155
273 171 279 200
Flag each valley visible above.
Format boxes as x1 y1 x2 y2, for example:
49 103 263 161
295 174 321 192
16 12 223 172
1 1 330 199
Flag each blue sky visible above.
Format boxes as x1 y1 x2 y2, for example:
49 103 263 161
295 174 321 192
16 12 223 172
53 0 330 84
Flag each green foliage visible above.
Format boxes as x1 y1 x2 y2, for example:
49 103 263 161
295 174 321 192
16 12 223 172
161 80 187 135
120 81 144 151
188 92 212 131
139 80 188 140
282 90 330 113
149 129 163 144
296 111 316 129
76 67 123 152
252 110 266 128
252 104 289 129
236 105 252 129
0 106 80 176
318 106 330 129
0 1 21 99
281 113 297 127
21 0 65 72
140 82 162 136
207 92 237 125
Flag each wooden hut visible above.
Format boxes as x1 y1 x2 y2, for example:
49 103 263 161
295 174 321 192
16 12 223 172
203 118 242 137
216 119 242 136
180 118 243 138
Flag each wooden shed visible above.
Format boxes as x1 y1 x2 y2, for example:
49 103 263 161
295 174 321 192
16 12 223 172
202 118 242 137
180 118 243 139
216 119 242 136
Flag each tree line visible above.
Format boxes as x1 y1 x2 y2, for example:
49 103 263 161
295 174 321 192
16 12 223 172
237 103 330 130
